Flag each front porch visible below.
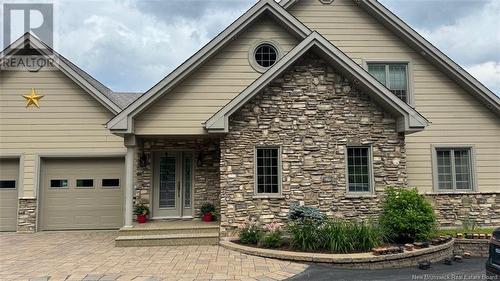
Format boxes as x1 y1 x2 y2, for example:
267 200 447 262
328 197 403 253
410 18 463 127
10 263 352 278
119 136 222 246
115 220 220 247
123 136 221 225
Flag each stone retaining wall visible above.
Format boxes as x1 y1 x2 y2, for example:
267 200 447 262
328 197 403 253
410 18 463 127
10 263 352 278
453 239 490 257
220 239 454 269
219 53 407 236
426 192 499 227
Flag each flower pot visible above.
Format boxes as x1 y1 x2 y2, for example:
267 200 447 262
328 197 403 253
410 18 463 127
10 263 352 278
136 214 147 223
202 213 213 222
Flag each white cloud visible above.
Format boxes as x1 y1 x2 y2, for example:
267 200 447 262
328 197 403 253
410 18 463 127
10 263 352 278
45 0 498 95
52 0 250 92
415 0 500 66
465 61 500 94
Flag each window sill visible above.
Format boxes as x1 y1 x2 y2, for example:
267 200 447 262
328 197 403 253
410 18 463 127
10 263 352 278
424 190 478 195
252 194 285 199
345 193 376 198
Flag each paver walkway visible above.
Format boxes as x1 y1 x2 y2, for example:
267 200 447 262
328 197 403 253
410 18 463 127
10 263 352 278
0 231 307 281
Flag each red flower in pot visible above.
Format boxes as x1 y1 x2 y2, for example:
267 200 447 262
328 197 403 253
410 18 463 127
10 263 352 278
200 202 217 222
133 199 150 224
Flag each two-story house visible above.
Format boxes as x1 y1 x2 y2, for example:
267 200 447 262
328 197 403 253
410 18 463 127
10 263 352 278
1 0 498 244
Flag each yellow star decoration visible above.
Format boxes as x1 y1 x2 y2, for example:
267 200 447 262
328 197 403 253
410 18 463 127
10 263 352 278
23 88 44 108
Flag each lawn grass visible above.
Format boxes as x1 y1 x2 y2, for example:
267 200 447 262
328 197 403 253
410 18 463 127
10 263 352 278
436 227 495 237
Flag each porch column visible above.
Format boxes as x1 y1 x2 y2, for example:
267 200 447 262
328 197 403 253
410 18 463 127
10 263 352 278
124 135 136 227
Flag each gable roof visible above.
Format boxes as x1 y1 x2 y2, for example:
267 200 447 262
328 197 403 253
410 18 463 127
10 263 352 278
205 32 429 133
281 0 500 116
1 33 142 111
108 92 143 109
106 0 312 133
1 33 123 113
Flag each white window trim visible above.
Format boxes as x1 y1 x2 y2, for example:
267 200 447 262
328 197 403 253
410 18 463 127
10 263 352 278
345 145 375 195
431 144 477 193
248 40 282 73
254 146 282 197
363 59 414 107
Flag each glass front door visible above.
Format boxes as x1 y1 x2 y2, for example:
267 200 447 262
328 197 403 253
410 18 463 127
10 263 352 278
153 151 194 218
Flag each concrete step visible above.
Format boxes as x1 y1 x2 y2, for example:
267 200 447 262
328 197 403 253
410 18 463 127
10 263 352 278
115 232 220 247
118 225 219 236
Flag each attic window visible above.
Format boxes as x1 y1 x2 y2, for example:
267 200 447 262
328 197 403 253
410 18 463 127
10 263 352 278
254 43 278 68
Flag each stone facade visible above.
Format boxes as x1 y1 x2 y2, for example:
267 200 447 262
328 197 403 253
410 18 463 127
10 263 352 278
219 53 407 236
135 137 221 217
426 192 499 227
17 198 36 232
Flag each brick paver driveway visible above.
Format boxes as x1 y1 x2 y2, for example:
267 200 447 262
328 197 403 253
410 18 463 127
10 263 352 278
0 231 307 281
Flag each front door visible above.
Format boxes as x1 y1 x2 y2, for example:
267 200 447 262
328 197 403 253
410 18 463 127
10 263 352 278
153 152 194 218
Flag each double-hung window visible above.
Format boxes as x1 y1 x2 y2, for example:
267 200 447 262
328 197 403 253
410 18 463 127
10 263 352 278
255 147 281 195
346 146 373 193
433 147 474 191
367 63 409 103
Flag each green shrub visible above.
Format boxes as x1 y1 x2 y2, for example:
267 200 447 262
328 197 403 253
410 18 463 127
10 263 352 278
379 187 436 243
288 203 326 224
260 221 284 248
461 216 477 233
288 219 321 251
239 219 262 245
320 220 354 253
352 221 386 251
319 220 384 253
260 231 284 248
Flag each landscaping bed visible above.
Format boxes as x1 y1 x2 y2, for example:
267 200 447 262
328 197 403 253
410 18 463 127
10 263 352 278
220 239 454 269
232 187 464 268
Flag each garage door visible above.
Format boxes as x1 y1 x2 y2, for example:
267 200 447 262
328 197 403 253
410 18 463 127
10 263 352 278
0 158 19 231
40 157 124 230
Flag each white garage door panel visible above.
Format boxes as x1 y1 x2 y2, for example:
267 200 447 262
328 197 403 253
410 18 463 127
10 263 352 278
0 158 19 232
41 158 124 230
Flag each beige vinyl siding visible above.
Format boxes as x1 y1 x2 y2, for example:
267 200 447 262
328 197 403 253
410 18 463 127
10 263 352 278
134 15 299 135
289 0 500 193
0 69 125 197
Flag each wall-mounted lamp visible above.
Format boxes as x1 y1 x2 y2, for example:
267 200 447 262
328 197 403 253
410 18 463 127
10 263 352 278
139 151 150 168
197 151 204 167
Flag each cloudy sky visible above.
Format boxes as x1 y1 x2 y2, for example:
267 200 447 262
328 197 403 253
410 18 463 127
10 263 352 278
4 0 499 94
